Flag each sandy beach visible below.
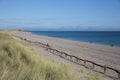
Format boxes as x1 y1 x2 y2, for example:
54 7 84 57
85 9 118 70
10 31 120 80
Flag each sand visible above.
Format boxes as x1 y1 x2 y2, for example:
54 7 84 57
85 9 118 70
10 31 120 80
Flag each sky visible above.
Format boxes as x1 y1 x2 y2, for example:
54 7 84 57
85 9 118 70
0 0 120 31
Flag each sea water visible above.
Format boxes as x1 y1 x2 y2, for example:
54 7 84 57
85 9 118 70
30 31 120 47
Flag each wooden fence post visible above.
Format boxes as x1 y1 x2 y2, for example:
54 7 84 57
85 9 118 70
92 63 95 69
59 52 62 57
84 60 86 65
76 58 78 63
104 66 106 74
70 56 72 60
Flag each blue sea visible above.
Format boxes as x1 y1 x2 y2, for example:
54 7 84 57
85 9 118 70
30 31 120 47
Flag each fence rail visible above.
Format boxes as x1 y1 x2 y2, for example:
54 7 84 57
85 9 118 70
15 35 120 80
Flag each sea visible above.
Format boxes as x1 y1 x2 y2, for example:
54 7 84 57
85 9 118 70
30 31 120 47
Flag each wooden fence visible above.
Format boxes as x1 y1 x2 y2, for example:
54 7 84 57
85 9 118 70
15 36 120 80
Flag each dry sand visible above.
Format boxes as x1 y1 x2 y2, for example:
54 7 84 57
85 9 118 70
11 31 120 80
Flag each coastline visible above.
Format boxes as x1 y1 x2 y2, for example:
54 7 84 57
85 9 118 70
30 31 120 47
32 32 118 47
11 31 120 70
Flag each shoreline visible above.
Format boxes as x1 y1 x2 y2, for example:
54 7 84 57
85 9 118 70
11 31 120 70
30 31 120 47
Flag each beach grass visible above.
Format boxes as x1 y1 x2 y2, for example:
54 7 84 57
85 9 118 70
0 31 100 80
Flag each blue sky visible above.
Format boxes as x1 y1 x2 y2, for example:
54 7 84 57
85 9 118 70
0 0 120 30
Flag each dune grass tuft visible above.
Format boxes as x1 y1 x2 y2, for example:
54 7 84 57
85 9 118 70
0 31 101 80
0 31 79 80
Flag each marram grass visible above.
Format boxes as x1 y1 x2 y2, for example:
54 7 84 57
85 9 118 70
0 31 100 80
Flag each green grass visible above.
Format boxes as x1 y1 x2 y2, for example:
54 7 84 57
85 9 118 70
0 31 100 80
